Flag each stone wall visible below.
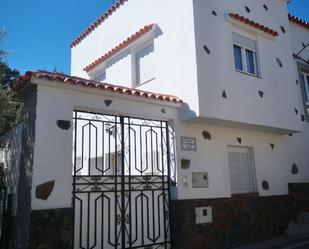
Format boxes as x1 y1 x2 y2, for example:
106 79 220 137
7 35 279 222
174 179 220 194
0 84 37 249
25 183 309 249
0 124 23 249
171 195 291 249
289 183 309 220
0 124 23 214
12 85 38 249
28 208 73 249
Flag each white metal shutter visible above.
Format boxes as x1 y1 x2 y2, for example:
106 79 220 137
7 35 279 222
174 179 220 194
232 32 256 51
228 146 256 194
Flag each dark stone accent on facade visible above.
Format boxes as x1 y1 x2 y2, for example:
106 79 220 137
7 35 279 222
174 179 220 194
301 114 305 121
294 108 299 115
276 57 283 68
35 180 55 200
258 90 264 98
280 26 286 33
296 80 299 85
262 180 270 190
291 163 299 175
171 195 291 249
161 108 167 114
202 130 211 140
302 42 306 48
104 99 113 107
222 90 227 99
212 10 217 16
237 137 242 144
181 159 191 169
288 133 293 136
28 208 73 249
245 6 251 13
56 120 71 130
203 45 210 54
10 84 38 249
269 143 275 150
263 4 268 11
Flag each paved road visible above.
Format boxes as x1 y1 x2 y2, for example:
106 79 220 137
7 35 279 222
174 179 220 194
283 241 309 249
233 236 309 249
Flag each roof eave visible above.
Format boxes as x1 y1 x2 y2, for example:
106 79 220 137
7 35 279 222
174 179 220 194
32 77 182 107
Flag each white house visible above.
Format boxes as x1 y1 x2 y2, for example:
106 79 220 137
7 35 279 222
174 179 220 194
1 0 309 249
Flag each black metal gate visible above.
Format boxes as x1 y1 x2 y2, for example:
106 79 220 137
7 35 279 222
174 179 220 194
72 111 173 249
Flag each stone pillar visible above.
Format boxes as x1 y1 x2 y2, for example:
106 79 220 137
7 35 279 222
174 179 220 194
10 84 37 249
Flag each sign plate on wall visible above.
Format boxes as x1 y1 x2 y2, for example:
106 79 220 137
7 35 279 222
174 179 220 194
181 136 197 151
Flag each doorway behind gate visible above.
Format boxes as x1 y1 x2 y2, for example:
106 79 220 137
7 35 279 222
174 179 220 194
72 111 176 249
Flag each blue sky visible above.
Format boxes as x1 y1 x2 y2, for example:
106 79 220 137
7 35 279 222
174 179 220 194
0 0 308 75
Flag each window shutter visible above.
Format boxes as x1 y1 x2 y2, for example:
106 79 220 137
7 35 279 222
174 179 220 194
228 146 256 194
232 32 256 51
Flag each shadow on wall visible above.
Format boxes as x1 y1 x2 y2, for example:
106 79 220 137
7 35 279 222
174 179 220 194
179 102 198 121
100 25 164 83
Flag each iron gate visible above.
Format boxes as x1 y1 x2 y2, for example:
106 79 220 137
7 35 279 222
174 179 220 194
72 111 174 249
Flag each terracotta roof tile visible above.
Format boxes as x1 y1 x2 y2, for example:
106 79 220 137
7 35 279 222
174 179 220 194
83 24 154 72
229 13 279 37
70 1 307 48
70 0 128 48
288 14 309 30
12 71 182 104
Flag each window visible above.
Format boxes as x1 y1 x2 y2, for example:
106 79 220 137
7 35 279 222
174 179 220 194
301 72 309 105
232 33 258 76
228 146 257 194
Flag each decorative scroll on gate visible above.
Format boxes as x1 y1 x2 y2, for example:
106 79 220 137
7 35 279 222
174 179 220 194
72 111 175 249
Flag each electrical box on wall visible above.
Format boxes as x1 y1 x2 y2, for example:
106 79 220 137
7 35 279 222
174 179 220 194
195 206 212 224
192 172 209 188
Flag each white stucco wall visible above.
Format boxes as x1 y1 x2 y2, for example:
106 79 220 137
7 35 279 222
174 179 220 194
31 79 309 210
71 0 200 117
71 0 304 132
289 21 309 118
31 81 179 210
31 0 309 210
192 0 302 133
104 51 132 87
290 22 309 62
173 122 309 200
